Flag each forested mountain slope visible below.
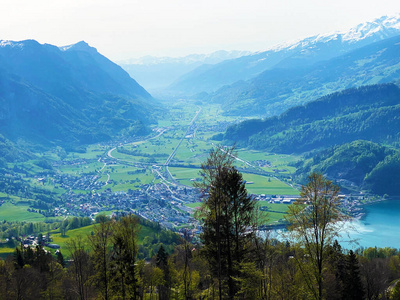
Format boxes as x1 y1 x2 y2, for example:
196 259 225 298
0 40 157 149
212 35 400 116
295 140 400 195
224 84 400 153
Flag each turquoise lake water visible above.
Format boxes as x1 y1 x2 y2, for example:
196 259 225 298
339 199 400 249
270 199 400 250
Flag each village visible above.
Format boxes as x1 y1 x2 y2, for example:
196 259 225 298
33 164 367 234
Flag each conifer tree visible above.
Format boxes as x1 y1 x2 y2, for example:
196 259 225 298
343 250 364 300
89 216 112 300
156 245 170 300
110 214 140 299
196 146 257 298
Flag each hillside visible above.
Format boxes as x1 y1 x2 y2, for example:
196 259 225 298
0 40 157 150
224 84 400 153
168 14 400 96
212 34 400 116
295 140 400 195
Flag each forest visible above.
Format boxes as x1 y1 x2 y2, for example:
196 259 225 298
224 84 400 152
294 140 400 195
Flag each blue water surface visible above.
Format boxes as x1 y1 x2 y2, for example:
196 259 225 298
340 199 400 249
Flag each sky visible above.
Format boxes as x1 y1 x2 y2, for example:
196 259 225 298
1 0 400 61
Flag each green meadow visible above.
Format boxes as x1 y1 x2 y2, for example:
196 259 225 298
50 222 163 257
0 202 46 222
170 167 298 195
242 174 299 195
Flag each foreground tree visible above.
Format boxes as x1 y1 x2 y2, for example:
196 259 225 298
66 237 94 300
88 216 113 300
110 214 140 299
286 172 347 300
196 146 258 298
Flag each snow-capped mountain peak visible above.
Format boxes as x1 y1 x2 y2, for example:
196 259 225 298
257 13 400 56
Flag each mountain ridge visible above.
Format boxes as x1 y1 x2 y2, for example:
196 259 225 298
168 13 400 95
210 34 400 116
223 83 400 153
0 39 157 149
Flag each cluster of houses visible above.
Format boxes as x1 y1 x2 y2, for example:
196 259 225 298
53 173 104 191
47 181 202 230
22 234 60 249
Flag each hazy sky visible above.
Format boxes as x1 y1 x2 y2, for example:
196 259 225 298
1 0 400 61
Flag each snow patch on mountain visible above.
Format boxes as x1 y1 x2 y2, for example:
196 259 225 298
255 13 400 56
0 40 25 49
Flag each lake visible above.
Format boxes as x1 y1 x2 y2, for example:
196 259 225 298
269 199 400 250
339 199 400 249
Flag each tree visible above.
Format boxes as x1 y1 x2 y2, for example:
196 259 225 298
66 237 93 300
56 251 65 268
89 216 112 300
156 245 172 300
286 172 347 300
196 146 258 298
342 250 364 300
110 214 140 299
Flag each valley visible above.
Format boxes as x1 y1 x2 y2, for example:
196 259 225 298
0 101 301 230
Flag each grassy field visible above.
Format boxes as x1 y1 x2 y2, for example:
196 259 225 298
97 165 154 191
0 202 47 222
242 174 299 195
67 144 107 160
58 161 104 175
50 222 161 256
235 150 300 174
0 245 15 259
169 167 201 186
170 167 298 195
185 202 202 209
50 225 96 253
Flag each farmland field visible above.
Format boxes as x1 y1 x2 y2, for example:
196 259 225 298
0 202 47 222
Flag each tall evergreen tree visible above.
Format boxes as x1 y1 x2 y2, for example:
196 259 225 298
343 250 364 300
156 245 171 300
196 146 258 298
89 216 112 300
110 214 140 299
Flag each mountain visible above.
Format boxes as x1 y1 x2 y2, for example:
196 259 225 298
0 40 156 149
295 140 400 195
169 14 400 95
119 50 251 92
212 34 400 116
223 83 400 153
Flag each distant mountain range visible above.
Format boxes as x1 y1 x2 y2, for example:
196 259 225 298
212 34 400 116
0 40 156 151
223 83 400 153
168 14 400 97
119 50 251 92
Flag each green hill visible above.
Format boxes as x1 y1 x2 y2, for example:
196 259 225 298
295 140 400 195
224 84 400 153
